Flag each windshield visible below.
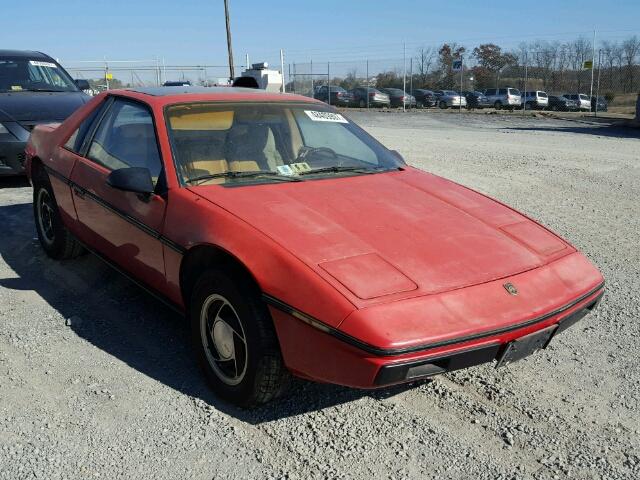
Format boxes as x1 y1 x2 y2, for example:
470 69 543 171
166 102 404 186
0 57 78 93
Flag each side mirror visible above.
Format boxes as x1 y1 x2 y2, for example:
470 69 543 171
74 79 91 91
106 167 154 196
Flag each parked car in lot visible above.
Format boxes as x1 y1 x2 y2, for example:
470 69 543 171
350 87 390 108
379 88 416 108
26 86 604 407
547 95 579 111
433 90 467 109
314 85 353 107
0 49 90 176
591 96 608 112
412 89 437 108
564 93 591 111
483 87 522 110
521 91 549 110
462 91 492 109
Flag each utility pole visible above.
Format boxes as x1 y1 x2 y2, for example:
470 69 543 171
224 0 235 80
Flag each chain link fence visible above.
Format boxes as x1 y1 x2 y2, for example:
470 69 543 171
284 35 640 116
63 60 235 91
61 35 640 116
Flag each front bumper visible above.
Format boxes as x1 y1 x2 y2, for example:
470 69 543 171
268 250 604 388
0 140 27 175
269 284 603 388
0 121 30 176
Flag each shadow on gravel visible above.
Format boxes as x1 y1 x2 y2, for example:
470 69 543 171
0 202 417 424
0 176 30 189
507 124 640 139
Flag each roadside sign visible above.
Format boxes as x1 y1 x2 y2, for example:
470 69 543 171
452 60 463 72
105 73 113 80
583 60 593 69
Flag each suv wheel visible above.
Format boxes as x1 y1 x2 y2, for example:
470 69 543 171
494 101 502 110
439 101 447 109
359 99 366 108
190 270 290 407
33 169 84 260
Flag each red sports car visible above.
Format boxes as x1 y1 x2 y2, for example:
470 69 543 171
25 86 604 407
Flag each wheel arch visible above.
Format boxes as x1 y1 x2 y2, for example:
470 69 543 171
29 156 45 180
179 243 262 310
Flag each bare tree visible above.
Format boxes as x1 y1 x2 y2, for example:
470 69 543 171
622 35 640 92
415 46 435 85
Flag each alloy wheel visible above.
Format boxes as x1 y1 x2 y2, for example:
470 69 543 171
37 188 55 245
200 294 248 386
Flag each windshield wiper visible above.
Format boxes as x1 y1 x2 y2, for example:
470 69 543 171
185 170 302 185
297 165 395 176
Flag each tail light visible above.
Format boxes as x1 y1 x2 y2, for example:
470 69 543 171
369 92 376 97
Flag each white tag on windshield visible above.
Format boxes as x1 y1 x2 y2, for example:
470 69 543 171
29 61 57 68
277 162 311 176
304 110 348 123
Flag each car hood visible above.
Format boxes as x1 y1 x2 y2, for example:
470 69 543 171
0 91 88 123
191 168 573 304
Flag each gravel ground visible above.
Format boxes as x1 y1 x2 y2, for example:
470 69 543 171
1 111 638 479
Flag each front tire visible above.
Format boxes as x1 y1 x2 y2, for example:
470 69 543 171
33 170 83 260
190 270 290 407
439 101 447 109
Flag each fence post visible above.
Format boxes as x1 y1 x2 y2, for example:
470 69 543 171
522 54 528 116
403 42 406 112
327 62 330 106
366 59 369 109
280 49 285 93
595 49 602 117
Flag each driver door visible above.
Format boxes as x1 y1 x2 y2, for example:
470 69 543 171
70 97 168 293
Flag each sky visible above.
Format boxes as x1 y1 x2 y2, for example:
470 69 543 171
1 0 638 71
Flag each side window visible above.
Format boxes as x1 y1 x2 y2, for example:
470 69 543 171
64 101 105 154
87 99 162 184
498 88 507 95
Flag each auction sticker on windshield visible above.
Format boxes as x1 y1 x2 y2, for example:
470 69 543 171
277 162 311 176
304 111 349 123
29 61 58 68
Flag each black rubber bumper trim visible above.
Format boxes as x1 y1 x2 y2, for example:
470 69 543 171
263 281 605 357
374 342 502 386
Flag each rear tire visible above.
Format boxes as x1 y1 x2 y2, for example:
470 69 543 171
439 101 447 109
190 269 290 407
33 169 84 260
494 101 502 110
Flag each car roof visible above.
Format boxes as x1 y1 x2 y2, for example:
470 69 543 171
0 49 53 59
105 86 321 106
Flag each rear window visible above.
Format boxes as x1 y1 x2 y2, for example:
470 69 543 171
579 94 589 100
538 91 548 98
508 88 521 96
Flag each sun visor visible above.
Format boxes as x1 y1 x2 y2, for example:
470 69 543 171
168 108 234 130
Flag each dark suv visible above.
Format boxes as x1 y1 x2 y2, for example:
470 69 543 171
0 50 89 175
314 85 353 106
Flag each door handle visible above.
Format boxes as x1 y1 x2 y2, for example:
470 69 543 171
72 186 85 199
